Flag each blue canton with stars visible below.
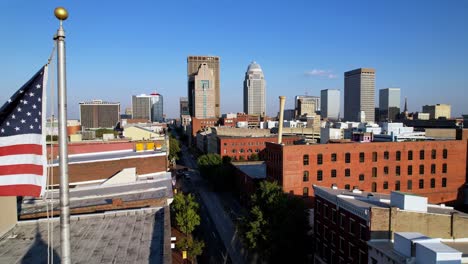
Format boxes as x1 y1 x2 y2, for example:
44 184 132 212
0 66 45 137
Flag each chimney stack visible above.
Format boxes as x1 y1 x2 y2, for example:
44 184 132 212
278 96 286 144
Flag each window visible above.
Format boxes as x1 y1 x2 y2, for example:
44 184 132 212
384 166 389 175
339 213 345 229
332 209 337 224
345 184 350 190
383 181 388 189
317 154 323 165
359 225 367 240
303 187 309 197
407 180 413 190
408 165 413 175
431 149 436 159
419 165 424 175
345 153 351 163
442 178 447 187
345 169 350 177
443 149 448 159
384 151 389 160
232 149 237 153
331 153 337 162
349 219 356 236
442 163 447 173
396 166 401 176
303 154 309 165
431 164 436 174
396 151 401 161
317 170 323 181
359 152 365 163
339 237 345 252
303 171 309 182
359 174 364 181
372 167 377 178
430 178 436 188
331 169 337 178
408 150 413 160
395 180 401 191
372 152 378 162
372 182 377 192
419 179 424 189
420 150 425 160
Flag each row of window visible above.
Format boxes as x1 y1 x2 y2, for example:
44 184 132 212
226 148 260 154
302 178 448 196
223 141 267 146
302 164 448 182
304 149 448 165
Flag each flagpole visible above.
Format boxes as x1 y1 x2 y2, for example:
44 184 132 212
54 7 71 264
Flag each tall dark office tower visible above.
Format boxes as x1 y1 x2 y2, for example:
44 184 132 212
379 88 400 121
180 97 189 116
243 61 266 117
79 100 120 129
344 68 375 122
187 56 220 117
132 93 164 122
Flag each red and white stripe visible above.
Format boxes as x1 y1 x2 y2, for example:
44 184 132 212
0 134 47 197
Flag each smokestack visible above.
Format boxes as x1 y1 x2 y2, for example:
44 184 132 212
278 96 286 144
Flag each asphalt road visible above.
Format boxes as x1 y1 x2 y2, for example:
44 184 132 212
178 145 248 264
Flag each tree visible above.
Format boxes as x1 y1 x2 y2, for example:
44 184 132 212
197 153 222 178
169 136 181 161
172 193 200 235
176 237 205 262
240 181 309 263
249 153 260 161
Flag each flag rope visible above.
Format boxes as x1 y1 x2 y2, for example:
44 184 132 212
45 41 57 264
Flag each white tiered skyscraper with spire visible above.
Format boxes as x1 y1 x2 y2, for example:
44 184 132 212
243 61 266 117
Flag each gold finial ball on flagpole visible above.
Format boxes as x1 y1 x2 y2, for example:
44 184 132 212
54 7 69 21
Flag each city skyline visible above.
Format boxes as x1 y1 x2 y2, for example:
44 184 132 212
2 0 468 118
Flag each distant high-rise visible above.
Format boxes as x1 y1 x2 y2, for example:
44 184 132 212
295 95 320 118
320 89 340 120
422 104 451 119
379 88 400 121
180 97 189 116
132 93 164 122
79 100 120 129
188 63 216 118
243 61 266 116
344 68 375 122
187 56 220 117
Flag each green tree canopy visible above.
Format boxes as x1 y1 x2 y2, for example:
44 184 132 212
240 181 310 263
172 193 201 235
169 136 181 161
196 153 222 177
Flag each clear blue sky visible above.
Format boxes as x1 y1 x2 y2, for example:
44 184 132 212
1 0 467 119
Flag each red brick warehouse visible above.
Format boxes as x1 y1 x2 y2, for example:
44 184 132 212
265 135 467 205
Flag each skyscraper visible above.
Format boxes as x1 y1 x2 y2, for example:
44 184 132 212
188 63 216 118
320 89 341 120
295 95 320 118
180 97 189 116
187 56 220 117
243 61 266 116
79 100 120 129
379 88 400 121
344 68 375 122
132 93 164 122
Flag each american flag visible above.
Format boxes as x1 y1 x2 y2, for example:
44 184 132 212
0 65 47 197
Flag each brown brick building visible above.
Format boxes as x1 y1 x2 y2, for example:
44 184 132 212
265 135 467 205
313 186 468 264
219 135 299 160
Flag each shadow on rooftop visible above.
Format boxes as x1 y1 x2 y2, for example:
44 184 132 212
21 223 60 264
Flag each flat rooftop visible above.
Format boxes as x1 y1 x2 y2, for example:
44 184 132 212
232 161 266 179
50 150 166 166
0 207 170 264
314 186 466 216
